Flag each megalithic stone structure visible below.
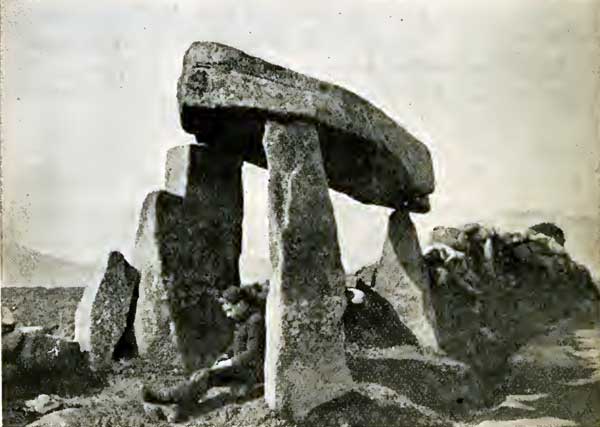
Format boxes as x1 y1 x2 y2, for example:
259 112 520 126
175 42 436 418
262 120 354 419
177 42 434 212
374 209 440 351
133 144 242 372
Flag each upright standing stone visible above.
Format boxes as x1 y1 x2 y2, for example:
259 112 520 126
74 251 139 370
374 209 439 351
262 120 353 420
133 144 242 373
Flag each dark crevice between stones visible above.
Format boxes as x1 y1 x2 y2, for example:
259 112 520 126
112 283 139 361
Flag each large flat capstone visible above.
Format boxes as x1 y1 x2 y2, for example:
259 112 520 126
177 42 434 210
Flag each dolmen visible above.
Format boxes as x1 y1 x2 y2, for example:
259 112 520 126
131 41 436 420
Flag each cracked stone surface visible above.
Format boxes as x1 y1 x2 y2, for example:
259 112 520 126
373 209 440 351
262 120 353 420
132 143 242 373
74 251 140 370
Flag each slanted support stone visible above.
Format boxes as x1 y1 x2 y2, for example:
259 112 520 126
262 120 353 420
74 251 139 370
133 144 243 372
374 209 439 351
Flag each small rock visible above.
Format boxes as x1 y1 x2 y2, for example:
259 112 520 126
347 288 365 305
25 394 62 414
2 306 16 334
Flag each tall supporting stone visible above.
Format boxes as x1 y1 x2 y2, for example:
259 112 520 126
133 144 243 372
262 120 353 420
374 209 439 351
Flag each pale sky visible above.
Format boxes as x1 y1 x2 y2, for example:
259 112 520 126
2 0 599 284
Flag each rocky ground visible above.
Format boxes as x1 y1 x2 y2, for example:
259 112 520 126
2 223 599 427
5 328 598 427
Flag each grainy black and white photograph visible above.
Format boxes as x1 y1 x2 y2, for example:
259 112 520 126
1 1 599 426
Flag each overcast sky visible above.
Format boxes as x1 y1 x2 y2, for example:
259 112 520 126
2 0 599 283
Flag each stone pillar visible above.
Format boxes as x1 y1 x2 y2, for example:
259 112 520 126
374 209 439 351
133 144 243 372
262 120 353 420
74 251 139 370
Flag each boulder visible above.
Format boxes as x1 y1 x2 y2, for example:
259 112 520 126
343 280 419 349
133 142 242 373
74 251 140 370
177 41 434 211
262 120 353 419
2 329 101 400
1 287 85 339
25 394 63 415
345 345 486 416
373 209 439 350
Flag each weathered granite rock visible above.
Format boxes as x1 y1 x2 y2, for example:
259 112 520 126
343 280 419 349
342 276 485 415
373 209 439 350
424 224 600 389
1 287 85 339
2 329 102 400
529 222 566 246
2 306 16 334
25 394 63 415
262 120 353 419
177 41 434 210
346 345 486 416
74 251 140 370
133 143 241 372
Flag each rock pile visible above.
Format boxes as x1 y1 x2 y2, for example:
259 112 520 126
423 223 600 390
